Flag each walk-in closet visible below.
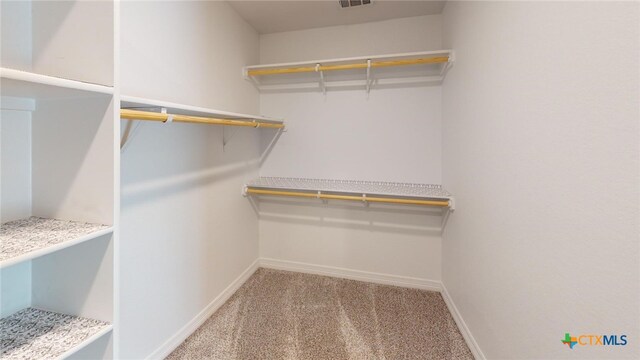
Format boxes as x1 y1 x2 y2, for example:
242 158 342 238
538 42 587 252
1 1 638 359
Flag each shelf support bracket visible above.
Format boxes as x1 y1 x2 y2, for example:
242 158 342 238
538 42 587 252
316 63 326 95
318 191 328 204
244 67 262 91
120 119 136 151
440 51 455 78
223 126 240 151
366 59 372 98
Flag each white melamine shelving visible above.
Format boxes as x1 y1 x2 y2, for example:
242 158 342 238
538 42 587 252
0 68 114 100
121 95 283 125
1 1 117 359
243 50 454 92
0 308 112 360
244 177 454 208
0 217 113 269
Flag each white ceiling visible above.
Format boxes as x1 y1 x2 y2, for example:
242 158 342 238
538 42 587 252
228 0 446 34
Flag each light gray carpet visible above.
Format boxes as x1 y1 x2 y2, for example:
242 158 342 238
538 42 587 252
167 268 473 360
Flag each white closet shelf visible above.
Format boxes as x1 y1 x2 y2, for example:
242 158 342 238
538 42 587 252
0 308 112 360
243 50 454 93
244 177 455 209
0 68 114 102
121 95 284 126
0 217 113 269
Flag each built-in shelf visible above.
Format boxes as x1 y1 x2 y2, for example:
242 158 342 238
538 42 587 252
0 68 114 104
243 50 454 93
120 95 284 126
0 308 112 360
244 177 454 209
0 217 112 269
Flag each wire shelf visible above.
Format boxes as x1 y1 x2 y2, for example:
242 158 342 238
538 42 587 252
246 177 452 200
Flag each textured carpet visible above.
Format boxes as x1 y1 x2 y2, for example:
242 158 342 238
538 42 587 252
167 268 473 360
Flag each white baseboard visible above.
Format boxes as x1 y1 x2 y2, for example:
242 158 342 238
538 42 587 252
146 259 260 360
441 282 485 360
259 258 441 291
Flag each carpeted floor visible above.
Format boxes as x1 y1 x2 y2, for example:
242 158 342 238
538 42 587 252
167 268 473 360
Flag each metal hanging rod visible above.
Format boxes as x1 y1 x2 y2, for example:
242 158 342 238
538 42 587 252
245 188 451 207
247 56 450 77
120 109 285 129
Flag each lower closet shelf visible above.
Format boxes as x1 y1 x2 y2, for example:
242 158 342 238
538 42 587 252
0 308 112 359
244 177 455 208
0 217 112 269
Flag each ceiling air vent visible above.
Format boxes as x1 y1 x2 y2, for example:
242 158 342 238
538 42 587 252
339 0 371 8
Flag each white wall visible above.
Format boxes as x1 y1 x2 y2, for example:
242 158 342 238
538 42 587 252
0 0 32 70
260 14 442 63
0 110 31 222
32 97 115 224
0 0 113 85
119 1 261 358
258 15 445 284
441 2 640 359
0 262 31 317
31 0 114 86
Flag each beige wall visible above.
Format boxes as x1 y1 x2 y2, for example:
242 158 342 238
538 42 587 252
258 15 446 286
119 2 261 358
441 2 640 359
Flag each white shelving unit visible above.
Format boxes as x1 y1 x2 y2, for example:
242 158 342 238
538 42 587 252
0 308 112 360
244 177 454 209
0 217 113 269
1 1 117 358
243 50 454 93
1 68 114 99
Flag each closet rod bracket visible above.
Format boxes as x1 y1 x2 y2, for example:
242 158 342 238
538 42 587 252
366 59 372 97
315 63 326 95
161 108 174 123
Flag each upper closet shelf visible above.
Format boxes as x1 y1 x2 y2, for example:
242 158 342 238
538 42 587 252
0 217 112 269
0 68 113 106
243 50 454 93
244 177 454 209
120 95 285 129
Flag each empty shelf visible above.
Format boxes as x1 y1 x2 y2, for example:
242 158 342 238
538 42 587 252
244 177 454 208
0 217 112 269
0 68 113 102
0 308 112 360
